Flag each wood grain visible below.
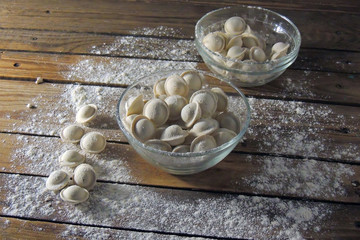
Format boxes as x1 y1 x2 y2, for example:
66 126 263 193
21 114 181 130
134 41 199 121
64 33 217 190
0 29 359 74
1 1 359 239
1 133 360 203
0 51 359 106
0 0 359 51
152 0 360 14
0 216 198 239
1 173 360 239
0 80 359 162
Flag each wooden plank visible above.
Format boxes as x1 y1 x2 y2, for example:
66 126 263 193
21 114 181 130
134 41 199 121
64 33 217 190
0 51 359 106
0 174 360 239
0 0 359 51
162 0 360 14
0 30 359 74
1 133 359 203
0 216 201 239
0 80 359 162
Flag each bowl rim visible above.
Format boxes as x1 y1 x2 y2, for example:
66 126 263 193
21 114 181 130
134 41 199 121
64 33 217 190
116 69 251 158
195 5 301 74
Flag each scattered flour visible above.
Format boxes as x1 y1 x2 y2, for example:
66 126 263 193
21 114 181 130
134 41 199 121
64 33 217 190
3 35 359 239
1 174 333 240
281 76 317 99
246 97 360 161
12 134 135 183
241 155 355 198
90 36 198 61
61 224 205 240
129 26 186 38
65 58 197 85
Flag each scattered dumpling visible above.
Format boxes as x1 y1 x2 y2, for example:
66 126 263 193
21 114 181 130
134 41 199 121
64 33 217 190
60 185 90 204
59 150 85 168
73 163 97 190
80 132 106 154
60 124 85 143
46 170 70 191
76 104 97 124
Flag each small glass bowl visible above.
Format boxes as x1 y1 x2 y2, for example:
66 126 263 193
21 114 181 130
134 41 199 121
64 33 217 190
195 5 301 87
116 69 251 175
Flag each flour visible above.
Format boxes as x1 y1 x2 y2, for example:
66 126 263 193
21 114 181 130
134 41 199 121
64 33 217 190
1 174 333 240
4 34 358 239
65 58 197 85
129 26 186 38
241 155 355 198
246 97 359 161
90 36 198 62
12 134 136 183
61 224 205 240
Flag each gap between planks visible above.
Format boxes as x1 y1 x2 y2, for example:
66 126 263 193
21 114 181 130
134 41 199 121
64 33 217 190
0 215 230 240
0 173 360 239
0 51 359 106
0 80 359 163
1 132 360 204
1 0 359 50
0 29 358 73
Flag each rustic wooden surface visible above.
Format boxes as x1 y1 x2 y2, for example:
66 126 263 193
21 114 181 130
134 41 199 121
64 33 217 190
0 0 359 239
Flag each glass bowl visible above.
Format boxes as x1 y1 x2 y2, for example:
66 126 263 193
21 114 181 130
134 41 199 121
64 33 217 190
195 5 301 87
116 69 251 175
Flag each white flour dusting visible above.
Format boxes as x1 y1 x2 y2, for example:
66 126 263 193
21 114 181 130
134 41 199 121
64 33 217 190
240 155 355 198
246 97 360 161
11 134 135 183
60 224 206 240
1 174 333 240
65 58 197 85
4 35 359 240
129 26 187 38
90 36 198 61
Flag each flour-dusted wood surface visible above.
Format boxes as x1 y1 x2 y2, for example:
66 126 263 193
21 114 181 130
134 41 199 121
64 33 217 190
0 0 359 239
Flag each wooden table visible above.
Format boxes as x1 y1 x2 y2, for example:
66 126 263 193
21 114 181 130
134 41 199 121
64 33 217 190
1 1 359 239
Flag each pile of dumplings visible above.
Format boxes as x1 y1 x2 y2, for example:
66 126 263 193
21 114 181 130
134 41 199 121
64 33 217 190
123 70 241 153
46 104 106 204
202 16 290 63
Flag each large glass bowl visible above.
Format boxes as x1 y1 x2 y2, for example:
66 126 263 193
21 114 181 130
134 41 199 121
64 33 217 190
195 5 301 87
116 69 251 175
